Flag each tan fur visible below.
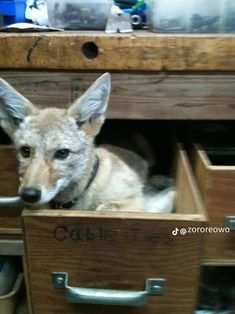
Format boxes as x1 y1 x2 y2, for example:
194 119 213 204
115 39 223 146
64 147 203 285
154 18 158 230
0 73 151 212
69 146 147 211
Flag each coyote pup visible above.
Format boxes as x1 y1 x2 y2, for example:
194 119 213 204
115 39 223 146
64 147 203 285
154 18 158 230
0 74 174 212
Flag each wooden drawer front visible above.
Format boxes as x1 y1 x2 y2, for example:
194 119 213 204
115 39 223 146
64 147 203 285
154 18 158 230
193 145 235 262
0 146 22 231
23 147 206 314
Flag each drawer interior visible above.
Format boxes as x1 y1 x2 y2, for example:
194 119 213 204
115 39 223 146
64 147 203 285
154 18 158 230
197 265 235 311
205 147 235 167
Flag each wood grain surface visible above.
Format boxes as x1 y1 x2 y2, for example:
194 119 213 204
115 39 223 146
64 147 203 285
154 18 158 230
0 146 23 229
1 32 235 71
22 146 206 314
1 72 235 120
175 145 206 217
193 145 235 262
23 214 205 314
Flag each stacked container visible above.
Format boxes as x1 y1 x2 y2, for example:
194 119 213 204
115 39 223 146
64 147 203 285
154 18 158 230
147 0 235 33
45 0 114 30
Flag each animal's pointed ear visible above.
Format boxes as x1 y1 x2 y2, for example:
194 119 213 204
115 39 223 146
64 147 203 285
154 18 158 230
0 78 38 138
68 73 111 137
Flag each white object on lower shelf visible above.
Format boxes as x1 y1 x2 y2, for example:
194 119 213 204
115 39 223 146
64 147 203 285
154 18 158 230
0 272 23 314
0 257 17 295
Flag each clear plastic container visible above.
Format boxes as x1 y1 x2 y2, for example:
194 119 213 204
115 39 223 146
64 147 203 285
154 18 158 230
224 0 235 32
45 0 113 30
147 0 189 32
189 0 222 33
147 0 235 33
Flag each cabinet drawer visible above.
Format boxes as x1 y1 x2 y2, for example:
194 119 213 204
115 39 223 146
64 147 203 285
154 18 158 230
193 144 235 262
22 145 206 314
0 146 23 233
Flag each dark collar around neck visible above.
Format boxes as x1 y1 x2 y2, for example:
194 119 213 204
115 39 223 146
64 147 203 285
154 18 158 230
51 155 99 209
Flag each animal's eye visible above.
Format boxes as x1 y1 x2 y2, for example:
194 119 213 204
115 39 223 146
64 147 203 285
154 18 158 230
20 146 31 158
54 149 70 160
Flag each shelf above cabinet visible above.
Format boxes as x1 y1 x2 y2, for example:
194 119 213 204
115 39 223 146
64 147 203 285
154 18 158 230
1 31 235 71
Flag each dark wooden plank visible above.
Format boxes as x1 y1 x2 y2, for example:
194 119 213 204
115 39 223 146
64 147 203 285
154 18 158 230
1 32 235 71
0 146 22 229
0 146 19 196
1 72 235 120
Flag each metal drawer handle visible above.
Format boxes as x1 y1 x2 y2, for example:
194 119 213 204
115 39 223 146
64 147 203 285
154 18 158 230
225 216 235 231
0 196 23 206
52 272 165 307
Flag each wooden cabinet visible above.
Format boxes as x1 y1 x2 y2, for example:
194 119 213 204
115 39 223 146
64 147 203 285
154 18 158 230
0 31 234 313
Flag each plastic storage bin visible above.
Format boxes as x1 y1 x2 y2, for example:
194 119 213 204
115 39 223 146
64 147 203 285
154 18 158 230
147 0 235 33
45 0 113 30
190 0 222 33
224 0 235 32
147 0 189 32
0 0 27 26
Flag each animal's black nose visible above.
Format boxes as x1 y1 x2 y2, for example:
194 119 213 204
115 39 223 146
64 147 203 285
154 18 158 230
20 188 41 203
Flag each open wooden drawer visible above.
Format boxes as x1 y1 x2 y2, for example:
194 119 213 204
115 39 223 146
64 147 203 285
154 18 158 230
22 145 207 314
193 144 235 263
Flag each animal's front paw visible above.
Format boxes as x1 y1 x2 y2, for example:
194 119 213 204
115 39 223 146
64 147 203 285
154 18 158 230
96 203 121 212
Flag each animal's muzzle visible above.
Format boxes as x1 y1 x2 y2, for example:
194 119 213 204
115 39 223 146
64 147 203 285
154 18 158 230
20 187 41 204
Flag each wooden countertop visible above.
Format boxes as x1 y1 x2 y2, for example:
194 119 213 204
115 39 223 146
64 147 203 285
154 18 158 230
0 31 235 71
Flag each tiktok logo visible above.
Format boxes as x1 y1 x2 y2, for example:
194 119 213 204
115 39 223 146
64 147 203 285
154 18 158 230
172 228 179 236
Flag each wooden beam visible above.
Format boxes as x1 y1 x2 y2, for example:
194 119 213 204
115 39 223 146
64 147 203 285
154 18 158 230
1 71 235 120
1 32 235 71
0 239 24 255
